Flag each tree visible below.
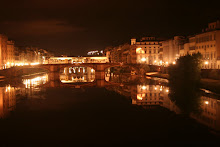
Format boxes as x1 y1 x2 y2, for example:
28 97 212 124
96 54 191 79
168 53 203 114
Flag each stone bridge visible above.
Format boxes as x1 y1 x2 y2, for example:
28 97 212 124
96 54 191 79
1 63 160 81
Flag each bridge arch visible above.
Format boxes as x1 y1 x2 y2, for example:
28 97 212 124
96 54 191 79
58 64 96 84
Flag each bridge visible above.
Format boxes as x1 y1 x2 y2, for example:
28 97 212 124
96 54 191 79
1 63 160 81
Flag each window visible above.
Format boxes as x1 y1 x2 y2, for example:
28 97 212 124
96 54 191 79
149 50 151 54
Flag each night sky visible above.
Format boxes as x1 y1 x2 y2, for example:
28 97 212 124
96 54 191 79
0 0 219 56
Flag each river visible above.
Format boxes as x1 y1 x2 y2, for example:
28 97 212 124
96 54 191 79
0 72 220 145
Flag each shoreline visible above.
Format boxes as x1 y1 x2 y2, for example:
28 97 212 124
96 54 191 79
146 73 220 95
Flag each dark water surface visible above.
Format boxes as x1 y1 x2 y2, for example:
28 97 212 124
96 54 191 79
0 74 220 146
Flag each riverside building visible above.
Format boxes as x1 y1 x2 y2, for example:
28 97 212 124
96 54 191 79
0 34 15 69
131 37 162 65
180 20 220 69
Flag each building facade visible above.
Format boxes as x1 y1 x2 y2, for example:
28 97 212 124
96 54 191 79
179 21 220 69
131 37 162 64
161 36 186 64
0 34 15 69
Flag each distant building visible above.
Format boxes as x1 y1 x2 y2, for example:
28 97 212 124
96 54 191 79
104 44 135 64
6 41 15 66
14 46 53 65
87 50 103 56
161 36 186 64
0 34 15 69
131 37 162 64
192 21 219 69
178 21 220 69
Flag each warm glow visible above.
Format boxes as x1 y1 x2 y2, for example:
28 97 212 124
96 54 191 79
155 87 157 90
165 62 168 65
136 48 142 52
142 86 147 90
23 75 48 88
141 58 146 62
204 101 209 105
5 85 11 92
137 95 143 100
204 61 209 65
160 86 163 91
166 89 169 93
30 62 40 65
159 60 162 64
173 61 176 65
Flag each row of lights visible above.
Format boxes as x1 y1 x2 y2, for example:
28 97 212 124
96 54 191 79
3 62 40 69
140 58 176 65
141 85 169 92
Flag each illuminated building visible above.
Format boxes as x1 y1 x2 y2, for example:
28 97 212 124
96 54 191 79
161 36 186 65
180 21 220 69
0 34 15 69
104 44 135 63
131 37 162 64
14 46 52 66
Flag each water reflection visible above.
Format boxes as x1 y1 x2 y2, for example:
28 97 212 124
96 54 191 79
0 74 48 118
1 72 220 133
0 86 16 118
60 67 95 83
107 78 220 131
23 74 48 88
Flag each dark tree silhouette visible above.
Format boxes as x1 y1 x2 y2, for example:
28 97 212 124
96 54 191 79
168 53 203 114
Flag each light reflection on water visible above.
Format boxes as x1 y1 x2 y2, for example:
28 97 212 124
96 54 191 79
60 66 95 83
0 72 220 133
23 74 48 88
107 74 220 132
0 74 48 118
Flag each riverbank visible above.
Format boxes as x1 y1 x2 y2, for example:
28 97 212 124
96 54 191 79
147 73 220 94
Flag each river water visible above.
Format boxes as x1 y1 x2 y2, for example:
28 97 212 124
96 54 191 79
0 72 220 146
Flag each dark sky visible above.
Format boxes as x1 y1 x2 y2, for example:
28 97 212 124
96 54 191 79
0 0 219 56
